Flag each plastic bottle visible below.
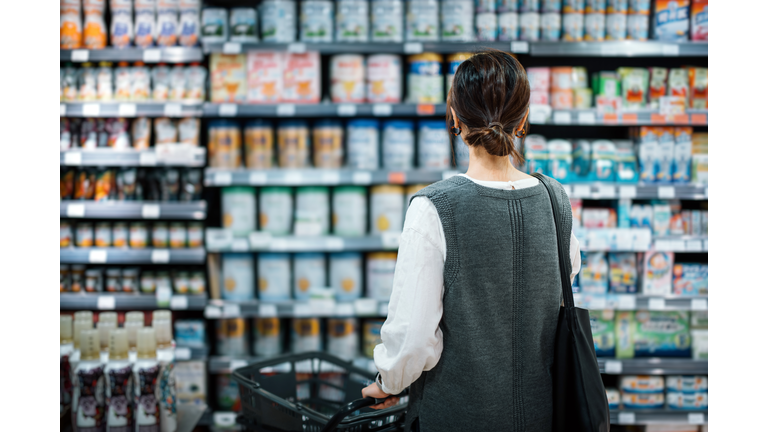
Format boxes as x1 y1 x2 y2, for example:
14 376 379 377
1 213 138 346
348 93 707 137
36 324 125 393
134 328 161 431
106 329 134 431
72 329 106 431
153 315 177 432
83 0 108 49
61 0 83 49
61 316 74 413
135 0 158 48
179 0 201 46
157 0 180 46
110 0 134 48
97 318 117 362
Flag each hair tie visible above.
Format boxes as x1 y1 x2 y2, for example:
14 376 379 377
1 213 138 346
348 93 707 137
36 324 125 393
488 122 504 129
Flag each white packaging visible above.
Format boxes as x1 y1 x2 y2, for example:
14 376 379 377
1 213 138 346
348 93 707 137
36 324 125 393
585 12 606 40
332 187 368 237
331 55 366 103
230 7 259 42
258 253 291 301
97 65 114 101
627 13 648 40
110 0 134 48
330 252 363 300
134 0 157 48
72 358 106 431
563 13 585 41
336 0 369 41
169 64 186 101
300 0 333 42
382 120 415 169
370 185 404 234
667 392 708 410
666 376 708 392
221 254 255 300
61 0 83 49
247 51 284 103
133 358 161 430
540 12 561 40
367 252 398 300
367 54 402 102
519 12 540 40
691 329 708 360
179 0 201 46
295 187 330 235
347 120 380 169
222 187 257 236
606 12 627 40
498 12 520 41
260 0 297 42
372 0 404 42
418 121 450 169
441 0 475 41
328 318 359 360
156 0 179 46
259 187 293 235
105 359 134 429
293 253 327 300
407 0 440 41
201 7 228 43
475 12 498 41
254 318 282 357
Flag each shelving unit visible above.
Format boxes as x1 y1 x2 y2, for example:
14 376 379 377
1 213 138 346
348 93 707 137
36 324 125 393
598 358 708 375
60 47 204 63
610 410 707 425
573 293 708 311
60 293 207 310
60 148 207 167
60 201 206 220
60 102 203 117
204 298 389 319
60 247 207 264
205 232 399 253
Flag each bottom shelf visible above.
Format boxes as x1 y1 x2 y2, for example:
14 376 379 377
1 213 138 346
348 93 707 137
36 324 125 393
610 409 707 425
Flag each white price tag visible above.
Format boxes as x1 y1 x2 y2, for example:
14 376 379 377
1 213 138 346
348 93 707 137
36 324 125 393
223 42 242 54
142 49 162 62
654 240 672 251
229 359 248 371
151 249 170 263
404 42 423 54
596 185 616 198
617 295 637 310
662 44 681 56
270 238 289 251
118 103 137 117
337 103 357 116
309 298 336 315
354 298 378 316
321 171 341 184
204 305 222 318
170 295 188 310
658 186 675 198
379 302 389 316
206 228 234 250
686 240 703 252
213 172 232 186
141 204 161 219
530 111 547 124
573 185 591 198
335 302 355 316
589 296 607 310
352 171 372 184
139 152 157 166
669 239 687 251
64 152 82 166
89 250 108 263
231 238 249 251
600 44 623 56
223 304 241 317
71 49 89 62
61 104 67 116
214 412 238 427
259 303 278 317
553 111 572 124
83 103 101 117
604 360 622 374
287 43 306 53
615 230 634 251
294 221 323 236
381 231 401 249
294 303 313 317
618 412 636 425
688 413 705 424
283 171 303 184
175 347 191 360
510 41 529 53
619 186 637 199
691 299 708 311
164 103 182 117
218 103 238 116
67 203 86 218
97 296 116 310
648 298 666 310
248 231 272 249
373 103 393 116
577 112 596 124
325 237 344 251
248 172 268 185
277 103 296 116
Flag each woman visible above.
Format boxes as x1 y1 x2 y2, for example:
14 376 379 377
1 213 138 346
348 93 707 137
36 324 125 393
361 50 581 431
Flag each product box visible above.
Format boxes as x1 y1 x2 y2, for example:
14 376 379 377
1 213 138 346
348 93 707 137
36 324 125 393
527 67 551 92
630 204 653 229
668 68 689 105
591 140 616 181
614 140 639 183
282 52 321 103
618 311 692 358
582 208 614 229
618 68 648 110
656 127 675 183
652 204 671 236
210 53 247 103
174 319 207 348
525 135 549 175
589 310 616 356
622 392 665 409
690 0 707 40
672 127 693 183
653 0 690 41
673 263 707 295
609 253 637 293
691 329 707 359
617 199 631 228
690 310 707 329
642 249 674 295
621 375 665 393
175 361 207 405
547 139 574 182
667 391 707 410
605 388 620 409
580 252 609 293
247 51 285 103
648 67 668 109
688 67 708 109
572 140 592 179
666 375 708 392
637 127 658 183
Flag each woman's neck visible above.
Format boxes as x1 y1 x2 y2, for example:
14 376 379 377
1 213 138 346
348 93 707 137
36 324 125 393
463 144 532 182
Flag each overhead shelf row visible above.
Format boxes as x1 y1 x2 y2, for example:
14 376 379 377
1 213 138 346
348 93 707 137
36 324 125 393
60 148 206 167
60 201 206 220
59 248 207 264
59 293 207 310
60 47 204 63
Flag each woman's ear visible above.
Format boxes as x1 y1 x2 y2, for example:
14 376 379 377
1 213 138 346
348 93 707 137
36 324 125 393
516 108 530 134
450 107 460 129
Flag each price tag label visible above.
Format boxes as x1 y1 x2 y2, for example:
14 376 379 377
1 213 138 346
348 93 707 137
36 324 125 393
118 103 137 117
248 172 268 185
381 231 401 249
352 171 372 184
309 298 336 316
64 152 82 166
223 304 241 317
619 186 637 199
283 171 303 184
142 49 162 62
379 302 389 316
354 298 378 316
553 111 572 124
687 413 705 424
170 295 188 310
655 239 672 251
337 104 357 116
277 103 296 116
223 42 242 54
294 221 323 237
600 44 623 56
67 203 86 218
572 185 591 198
213 172 232 186
510 41 529 53
577 112 596 124
335 302 355 317
259 303 278 317
61 104 67 116
175 347 191 360
320 171 341 184
204 305 222 319
589 296 607 310
139 152 157 166
164 103 182 117
141 204 161 219
214 412 238 427
386 171 404 183
287 43 307 53
151 249 170 263
325 237 344 251
648 298 666 310
270 238 289 251
83 103 101 117
71 49 89 62
618 295 637 310
373 103 393 116
248 231 272 249
618 412 636 425
89 250 108 263
231 238 249 252
669 239 687 251
596 185 616 198
416 104 435 115
662 44 681 56
229 359 248 371
218 104 238 116
206 228 234 250
97 296 116 310
529 109 548 124
604 360 622 374
404 42 423 53
686 240 703 252
658 186 675 198
691 299 708 311
294 303 313 317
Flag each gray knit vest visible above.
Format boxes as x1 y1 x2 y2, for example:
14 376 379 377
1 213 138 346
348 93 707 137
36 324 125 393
404 174 572 432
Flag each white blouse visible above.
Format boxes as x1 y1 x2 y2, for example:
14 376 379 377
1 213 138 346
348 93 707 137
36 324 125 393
373 174 582 395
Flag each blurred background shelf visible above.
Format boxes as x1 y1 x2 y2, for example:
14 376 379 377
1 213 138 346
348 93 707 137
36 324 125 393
60 148 206 167
60 47 204 63
59 293 207 310
60 247 207 264
60 201 207 220
60 102 203 117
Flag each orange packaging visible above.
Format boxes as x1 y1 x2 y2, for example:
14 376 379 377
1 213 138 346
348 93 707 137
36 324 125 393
550 67 574 90
247 52 285 103
550 90 574 109
210 53 247 103
688 67 707 110
282 52 321 104
94 169 115 201
690 0 707 41
61 0 83 49
83 0 107 49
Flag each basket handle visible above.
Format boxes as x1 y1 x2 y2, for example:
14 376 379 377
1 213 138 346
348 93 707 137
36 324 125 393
320 397 386 432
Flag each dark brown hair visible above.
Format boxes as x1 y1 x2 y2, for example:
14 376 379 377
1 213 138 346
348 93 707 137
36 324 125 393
447 49 530 165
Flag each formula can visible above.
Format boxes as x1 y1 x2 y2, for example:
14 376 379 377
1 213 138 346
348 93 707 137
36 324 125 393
187 222 204 248
371 0 404 42
476 12 498 41
418 120 451 169
542 0 562 12
586 0 606 12
152 222 169 248
292 318 321 353
208 120 242 169
563 13 585 41
406 0 440 41
520 0 542 12
277 121 310 168
363 319 385 358
446 52 472 94
112 222 128 248
61 221 73 248
407 53 443 103
140 271 155 294
71 265 86 292
564 0 586 12
258 253 291 301
313 120 344 168
85 268 104 293
259 187 293 235
189 271 206 294
607 0 627 13
260 0 297 42
541 12 561 40
367 54 402 103
122 268 139 293
61 265 70 292
95 222 112 247
105 268 122 292
170 222 187 248
222 253 255 301
328 318 359 360
370 185 404 234
606 12 627 40
336 0 369 41
499 0 520 12
498 12 520 40
330 252 363 301
627 13 648 40
441 0 474 42
129 222 147 248
216 318 249 356
295 187 330 235
519 12 540 40
245 120 274 169
293 253 327 300
331 55 365 103
367 252 398 300
201 8 229 43
173 271 190 294
222 187 257 237
254 318 282 357
230 7 259 42
382 120 415 169
332 186 368 237
300 0 333 42
347 119 380 169
247 52 284 103
76 222 94 247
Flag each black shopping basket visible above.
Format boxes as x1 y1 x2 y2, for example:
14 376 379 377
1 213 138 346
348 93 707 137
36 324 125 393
233 351 408 432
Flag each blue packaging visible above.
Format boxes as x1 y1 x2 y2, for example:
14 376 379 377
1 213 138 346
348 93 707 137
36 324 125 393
520 0 541 12
673 263 708 295
637 127 658 183
667 391 708 410
607 0 628 12
591 140 616 182
608 252 637 293
632 311 692 357
656 127 675 183
174 320 207 349
673 127 692 184
563 0 585 12
586 0 606 13
617 199 631 229
542 0 562 12
524 135 549 175
614 140 639 183
653 0 690 41
630 204 653 229
547 139 573 183
629 0 650 13
499 0 520 12
572 140 592 180
652 203 671 236
580 252 609 294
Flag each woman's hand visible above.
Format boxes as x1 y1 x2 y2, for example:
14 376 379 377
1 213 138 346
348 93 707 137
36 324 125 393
361 382 399 410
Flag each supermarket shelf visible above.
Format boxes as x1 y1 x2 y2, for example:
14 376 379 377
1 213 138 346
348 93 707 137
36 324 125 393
610 410 707 425
207 355 378 374
531 41 708 57
598 358 707 375
59 293 207 310
60 102 203 117
565 183 708 200
206 231 400 253
60 147 207 167
204 298 389 319
60 248 207 264
654 235 709 252
530 108 708 126
205 168 446 186
177 403 209 432
60 47 203 63
175 346 209 362
60 201 207 220
574 228 708 252
202 102 448 118
573 293 708 311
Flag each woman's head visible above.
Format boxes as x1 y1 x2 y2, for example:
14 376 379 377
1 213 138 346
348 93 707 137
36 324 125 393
447 50 530 165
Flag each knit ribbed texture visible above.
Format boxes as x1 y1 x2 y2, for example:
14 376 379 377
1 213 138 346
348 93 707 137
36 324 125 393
405 175 572 432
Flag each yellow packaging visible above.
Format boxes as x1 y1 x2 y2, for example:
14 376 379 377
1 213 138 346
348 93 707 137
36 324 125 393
245 122 274 169
83 0 107 49
208 121 242 169
61 0 83 48
363 319 385 358
313 122 344 168
210 53 248 103
278 122 310 168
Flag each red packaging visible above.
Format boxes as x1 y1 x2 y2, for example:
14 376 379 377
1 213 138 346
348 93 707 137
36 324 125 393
690 0 708 41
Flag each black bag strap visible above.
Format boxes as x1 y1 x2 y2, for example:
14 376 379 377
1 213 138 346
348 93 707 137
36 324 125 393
531 173 575 308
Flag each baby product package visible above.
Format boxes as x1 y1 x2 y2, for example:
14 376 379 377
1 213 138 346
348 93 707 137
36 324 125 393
621 375 665 393
614 140 639 183
616 311 691 358
653 0 690 41
656 127 675 183
572 140 592 180
210 53 247 103
609 252 637 293
547 139 573 183
667 391 707 410
672 127 692 183
591 140 616 182
247 51 285 103
666 375 708 392
605 388 620 409
648 67 668 109
283 52 321 103
524 135 549 176
641 249 673 295
690 0 707 40
589 310 615 357
630 204 653 229
689 67 708 109
622 392 665 409
580 252 609 294
652 203 671 236
691 329 707 359
637 127 658 183
672 263 707 295
618 68 648 110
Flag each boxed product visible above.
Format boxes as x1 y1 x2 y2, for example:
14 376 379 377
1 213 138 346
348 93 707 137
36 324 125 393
617 199 631 228
673 127 693 183
247 51 285 103
616 311 692 358
614 140 639 183
668 68 690 105
572 140 592 179
666 375 708 392
580 253 609 294
622 392 664 409
641 249 674 295
210 53 247 103
689 67 708 109
547 140 573 183
691 329 707 359
652 203 671 236
524 135 549 175
667 391 707 410
174 319 207 349
637 127 658 183
690 0 707 41
618 68 649 110
653 0 690 41
591 140 616 182
582 209 614 229
673 263 708 295
691 310 707 329
606 388 620 409
282 52 321 103
609 253 637 293
589 310 616 357
175 361 207 405
621 375 665 393
630 204 653 229
656 127 675 183
648 67 668 109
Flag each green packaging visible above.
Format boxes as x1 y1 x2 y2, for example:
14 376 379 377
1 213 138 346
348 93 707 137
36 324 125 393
592 71 621 97
589 310 615 357
618 68 649 110
615 311 691 359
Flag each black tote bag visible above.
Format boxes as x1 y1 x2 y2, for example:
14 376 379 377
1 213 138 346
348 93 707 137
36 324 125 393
532 173 611 432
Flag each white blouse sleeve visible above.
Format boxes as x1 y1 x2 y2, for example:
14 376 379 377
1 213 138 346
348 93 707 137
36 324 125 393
570 230 581 284
373 197 445 395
